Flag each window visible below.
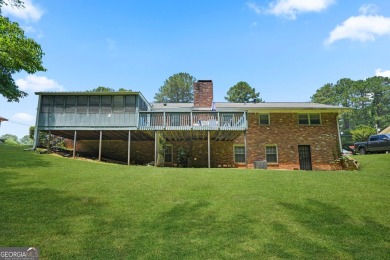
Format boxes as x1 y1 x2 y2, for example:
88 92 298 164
265 145 278 163
165 145 173 163
259 113 270 125
65 96 76 113
298 113 321 125
234 145 245 163
41 96 53 113
53 96 65 113
89 96 100 114
77 96 88 114
101 96 112 113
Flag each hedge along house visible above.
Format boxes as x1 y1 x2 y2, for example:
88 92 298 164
34 80 349 170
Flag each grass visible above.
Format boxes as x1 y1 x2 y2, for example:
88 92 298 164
0 144 389 259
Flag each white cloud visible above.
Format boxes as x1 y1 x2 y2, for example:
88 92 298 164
16 75 64 93
2 0 44 22
375 69 390 77
22 25 44 39
246 2 262 15
12 113 35 124
359 4 379 15
325 14 390 45
249 0 335 19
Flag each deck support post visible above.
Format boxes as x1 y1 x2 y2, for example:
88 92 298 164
98 130 102 161
47 130 52 153
244 130 248 168
208 130 211 168
127 130 131 166
154 131 157 166
73 130 77 159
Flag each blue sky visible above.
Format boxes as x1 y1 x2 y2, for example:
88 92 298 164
1 0 390 138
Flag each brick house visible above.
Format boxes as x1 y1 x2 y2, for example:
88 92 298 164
34 80 348 170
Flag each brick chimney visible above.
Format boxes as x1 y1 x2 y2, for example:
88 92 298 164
193 80 213 108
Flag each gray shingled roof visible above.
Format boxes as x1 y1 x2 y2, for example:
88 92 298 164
152 102 349 112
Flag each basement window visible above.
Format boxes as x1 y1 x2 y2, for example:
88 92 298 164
234 145 245 163
165 145 173 163
265 145 278 163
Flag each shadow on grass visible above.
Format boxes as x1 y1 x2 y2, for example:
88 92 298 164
128 200 259 259
264 199 390 259
0 171 105 259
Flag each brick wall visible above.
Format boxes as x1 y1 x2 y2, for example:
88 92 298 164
193 80 213 108
234 112 340 170
66 112 340 170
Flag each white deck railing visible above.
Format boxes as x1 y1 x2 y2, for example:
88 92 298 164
138 111 247 131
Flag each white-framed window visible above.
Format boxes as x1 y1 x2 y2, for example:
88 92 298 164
234 145 245 163
259 113 270 125
265 145 278 163
298 113 321 125
165 144 173 163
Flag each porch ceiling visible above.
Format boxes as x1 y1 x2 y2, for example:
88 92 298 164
47 130 243 142
162 130 242 141
49 130 155 141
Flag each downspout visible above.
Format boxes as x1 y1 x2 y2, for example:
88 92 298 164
336 115 343 153
33 94 42 150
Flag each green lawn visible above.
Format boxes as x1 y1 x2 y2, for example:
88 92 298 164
0 144 389 259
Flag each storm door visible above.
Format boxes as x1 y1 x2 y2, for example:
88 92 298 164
298 145 312 170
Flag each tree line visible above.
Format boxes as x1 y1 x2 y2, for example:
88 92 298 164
311 76 390 143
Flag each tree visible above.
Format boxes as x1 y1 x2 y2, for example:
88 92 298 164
0 133 18 144
0 0 23 10
225 81 262 103
154 73 196 103
118 88 133 92
0 8 46 102
19 135 33 145
89 86 115 92
311 76 390 134
351 125 376 142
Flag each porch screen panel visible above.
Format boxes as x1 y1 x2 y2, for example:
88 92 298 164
125 96 136 112
77 96 88 114
89 96 100 114
65 96 76 113
53 96 65 113
113 96 124 113
41 96 53 113
101 96 112 113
